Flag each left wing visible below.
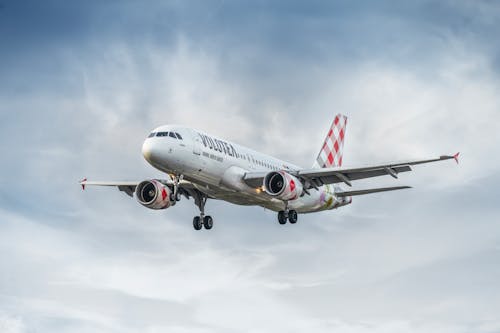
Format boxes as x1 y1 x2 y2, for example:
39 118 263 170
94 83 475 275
243 153 459 189
79 178 196 197
79 179 140 197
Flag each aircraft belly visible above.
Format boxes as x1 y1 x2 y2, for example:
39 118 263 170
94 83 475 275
183 153 345 214
188 178 340 213
192 184 266 206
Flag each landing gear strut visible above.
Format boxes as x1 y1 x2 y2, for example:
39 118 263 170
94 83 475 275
192 190 213 231
169 174 183 203
277 201 298 225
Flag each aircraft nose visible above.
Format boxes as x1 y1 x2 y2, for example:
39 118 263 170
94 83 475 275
142 139 155 163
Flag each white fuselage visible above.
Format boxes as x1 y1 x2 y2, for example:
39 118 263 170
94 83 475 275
141 125 351 213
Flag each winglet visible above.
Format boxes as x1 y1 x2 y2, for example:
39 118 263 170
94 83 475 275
80 178 87 190
453 152 460 164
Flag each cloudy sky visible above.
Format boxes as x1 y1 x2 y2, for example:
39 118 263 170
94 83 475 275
1 0 500 332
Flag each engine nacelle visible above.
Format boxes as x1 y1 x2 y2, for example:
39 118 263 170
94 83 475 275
135 180 172 210
263 171 303 201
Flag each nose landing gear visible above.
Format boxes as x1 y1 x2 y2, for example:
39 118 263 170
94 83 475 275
191 190 214 231
169 174 183 203
169 175 214 231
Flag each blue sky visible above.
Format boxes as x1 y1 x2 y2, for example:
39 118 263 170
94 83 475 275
1 1 500 332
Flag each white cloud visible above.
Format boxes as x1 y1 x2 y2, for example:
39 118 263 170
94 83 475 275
0 314 25 333
2 4 500 332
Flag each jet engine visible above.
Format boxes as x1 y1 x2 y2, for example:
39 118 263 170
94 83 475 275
135 180 172 210
263 171 303 201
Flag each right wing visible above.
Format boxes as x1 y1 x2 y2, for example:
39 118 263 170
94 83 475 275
243 153 459 189
297 153 459 189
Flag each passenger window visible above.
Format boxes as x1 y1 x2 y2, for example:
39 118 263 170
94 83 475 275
169 132 177 139
175 132 183 140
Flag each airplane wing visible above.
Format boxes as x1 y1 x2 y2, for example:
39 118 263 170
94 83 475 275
243 153 459 189
79 178 196 197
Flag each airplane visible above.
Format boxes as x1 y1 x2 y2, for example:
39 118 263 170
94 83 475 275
80 114 459 230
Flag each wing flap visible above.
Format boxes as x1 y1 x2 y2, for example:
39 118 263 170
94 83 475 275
335 186 411 197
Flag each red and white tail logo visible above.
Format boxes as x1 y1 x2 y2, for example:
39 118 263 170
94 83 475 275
314 114 347 168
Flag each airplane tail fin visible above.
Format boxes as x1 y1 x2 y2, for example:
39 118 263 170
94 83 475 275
313 114 347 168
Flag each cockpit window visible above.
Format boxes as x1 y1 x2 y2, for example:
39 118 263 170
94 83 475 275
148 132 156 138
155 131 182 139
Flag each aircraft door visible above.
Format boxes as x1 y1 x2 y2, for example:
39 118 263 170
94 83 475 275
192 133 207 174
193 135 201 155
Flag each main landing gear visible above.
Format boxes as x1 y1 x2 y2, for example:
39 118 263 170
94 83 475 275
191 190 213 231
193 215 213 230
277 201 298 225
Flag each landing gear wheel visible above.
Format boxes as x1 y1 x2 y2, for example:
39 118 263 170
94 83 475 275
192 190 213 230
193 216 202 230
203 215 213 230
278 211 287 225
288 210 298 224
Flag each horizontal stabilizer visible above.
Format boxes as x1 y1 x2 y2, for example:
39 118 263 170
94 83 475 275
335 186 411 197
